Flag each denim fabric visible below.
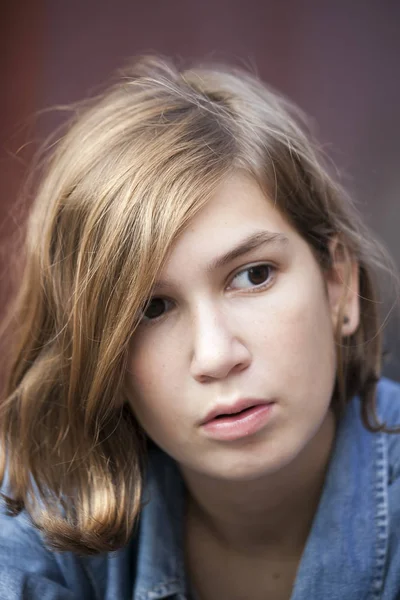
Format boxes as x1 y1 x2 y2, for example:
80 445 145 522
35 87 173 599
1 377 400 599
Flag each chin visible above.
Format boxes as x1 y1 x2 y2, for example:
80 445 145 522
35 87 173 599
194 439 303 482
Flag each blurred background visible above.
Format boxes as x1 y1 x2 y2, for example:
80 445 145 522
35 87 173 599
1 0 399 379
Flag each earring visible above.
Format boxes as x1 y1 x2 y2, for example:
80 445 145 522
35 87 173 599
343 315 349 324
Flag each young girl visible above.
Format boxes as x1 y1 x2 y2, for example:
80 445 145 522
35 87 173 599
1 56 400 600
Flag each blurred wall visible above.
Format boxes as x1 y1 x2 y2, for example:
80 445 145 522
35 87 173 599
1 0 400 378
0 2 44 305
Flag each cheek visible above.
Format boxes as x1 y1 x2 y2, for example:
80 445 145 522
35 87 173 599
127 334 184 426
292 304 336 408
253 273 336 386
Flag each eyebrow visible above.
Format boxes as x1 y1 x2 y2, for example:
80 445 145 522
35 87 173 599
207 230 289 272
152 230 289 293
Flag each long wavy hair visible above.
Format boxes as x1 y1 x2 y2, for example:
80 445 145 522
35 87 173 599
0 56 396 554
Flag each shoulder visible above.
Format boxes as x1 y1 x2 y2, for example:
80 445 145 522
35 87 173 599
0 507 75 598
372 378 400 598
375 377 400 482
0 501 136 599
376 377 400 426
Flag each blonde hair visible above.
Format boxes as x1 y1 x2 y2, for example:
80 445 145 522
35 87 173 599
0 56 396 554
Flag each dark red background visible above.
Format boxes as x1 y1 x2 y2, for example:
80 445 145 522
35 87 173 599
1 0 399 378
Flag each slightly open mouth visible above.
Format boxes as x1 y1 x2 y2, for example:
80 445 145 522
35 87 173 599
214 406 256 419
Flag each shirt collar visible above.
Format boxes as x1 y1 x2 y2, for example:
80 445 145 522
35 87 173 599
291 396 388 599
133 396 388 600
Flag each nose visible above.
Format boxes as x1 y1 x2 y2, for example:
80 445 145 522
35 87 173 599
189 303 251 383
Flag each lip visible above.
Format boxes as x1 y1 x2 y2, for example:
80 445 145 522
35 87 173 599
201 398 271 424
200 399 274 442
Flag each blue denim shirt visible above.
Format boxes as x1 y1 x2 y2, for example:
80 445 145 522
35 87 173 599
1 377 400 599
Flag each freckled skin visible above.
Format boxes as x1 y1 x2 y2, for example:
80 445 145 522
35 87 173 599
126 173 346 484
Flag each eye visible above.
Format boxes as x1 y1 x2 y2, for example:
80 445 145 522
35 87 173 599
141 297 173 322
229 264 275 290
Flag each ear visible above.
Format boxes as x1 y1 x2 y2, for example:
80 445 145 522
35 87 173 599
325 236 360 336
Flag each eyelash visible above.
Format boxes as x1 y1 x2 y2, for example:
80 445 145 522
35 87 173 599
140 262 277 325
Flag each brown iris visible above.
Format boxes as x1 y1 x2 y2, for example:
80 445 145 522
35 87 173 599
247 265 270 285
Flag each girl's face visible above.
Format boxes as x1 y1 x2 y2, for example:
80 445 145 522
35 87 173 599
127 173 358 481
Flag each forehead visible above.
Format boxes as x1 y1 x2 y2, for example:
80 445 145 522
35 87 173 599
162 173 296 268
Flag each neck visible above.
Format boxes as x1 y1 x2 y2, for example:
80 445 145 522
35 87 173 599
181 409 336 557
